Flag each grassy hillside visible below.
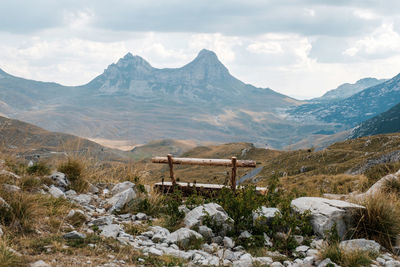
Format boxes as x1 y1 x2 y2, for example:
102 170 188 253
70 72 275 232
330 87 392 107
0 115 125 161
144 134 400 196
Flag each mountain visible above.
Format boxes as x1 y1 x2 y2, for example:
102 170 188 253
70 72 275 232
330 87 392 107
290 73 400 128
0 49 347 149
314 77 386 102
0 115 123 160
350 102 400 139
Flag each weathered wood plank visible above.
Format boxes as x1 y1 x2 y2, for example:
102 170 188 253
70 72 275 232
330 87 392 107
152 157 256 167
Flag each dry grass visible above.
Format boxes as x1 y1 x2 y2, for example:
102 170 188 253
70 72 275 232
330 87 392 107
350 192 400 250
319 242 375 267
0 240 26 267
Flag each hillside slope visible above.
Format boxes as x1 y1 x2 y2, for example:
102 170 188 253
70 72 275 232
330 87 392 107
350 102 400 139
290 73 400 127
0 115 123 161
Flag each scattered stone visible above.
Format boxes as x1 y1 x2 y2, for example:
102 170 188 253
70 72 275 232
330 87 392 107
0 170 20 179
100 224 121 238
385 260 400 267
184 203 233 235
2 184 21 192
148 247 163 256
198 225 214 240
264 233 273 247
63 231 86 239
293 235 304 245
223 236 235 249
270 262 284 267
318 258 339 267
135 212 147 220
30 260 50 267
340 239 381 254
165 228 203 249
254 257 273 265
111 181 135 195
239 231 252 239
49 185 66 198
68 194 92 206
91 216 113 226
107 188 136 213
178 205 190 214
291 197 365 238
253 207 280 224
49 172 69 190
88 183 99 194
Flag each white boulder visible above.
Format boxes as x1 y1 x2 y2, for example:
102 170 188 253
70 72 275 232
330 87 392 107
291 197 364 238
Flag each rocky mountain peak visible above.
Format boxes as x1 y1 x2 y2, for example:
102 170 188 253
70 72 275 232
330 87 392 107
114 52 153 71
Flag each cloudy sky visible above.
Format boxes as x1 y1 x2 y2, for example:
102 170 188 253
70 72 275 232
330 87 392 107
1 1 400 99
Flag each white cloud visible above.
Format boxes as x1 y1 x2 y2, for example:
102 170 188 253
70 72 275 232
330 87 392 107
344 23 400 57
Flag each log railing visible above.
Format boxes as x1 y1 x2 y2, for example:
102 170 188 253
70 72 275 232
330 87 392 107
152 154 256 191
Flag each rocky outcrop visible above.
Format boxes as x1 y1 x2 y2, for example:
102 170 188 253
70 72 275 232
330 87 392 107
184 203 233 235
340 238 381 254
291 197 364 239
165 228 203 249
106 188 136 213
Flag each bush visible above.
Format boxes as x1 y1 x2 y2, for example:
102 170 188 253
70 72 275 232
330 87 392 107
19 176 52 191
26 161 50 176
319 242 374 267
0 241 25 267
0 191 37 233
351 193 400 250
58 158 88 192
163 188 184 230
383 178 400 195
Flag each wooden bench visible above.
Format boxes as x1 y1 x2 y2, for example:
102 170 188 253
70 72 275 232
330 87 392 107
152 154 256 191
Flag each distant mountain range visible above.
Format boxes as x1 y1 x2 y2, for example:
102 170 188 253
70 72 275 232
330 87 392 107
313 77 387 102
290 73 400 127
350 102 400 139
1 49 400 149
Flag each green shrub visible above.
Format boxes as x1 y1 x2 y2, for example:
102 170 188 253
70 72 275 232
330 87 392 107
163 189 184 229
351 193 400 250
26 161 50 176
58 158 88 192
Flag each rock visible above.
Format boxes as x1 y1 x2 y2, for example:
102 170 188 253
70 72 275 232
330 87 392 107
318 258 339 267
0 226 3 237
178 205 190 214
232 259 252 267
239 231 252 239
311 239 325 249
356 169 400 199
135 212 147 220
49 185 66 198
91 216 113 226
223 237 235 248
271 262 284 267
30 260 50 267
88 183 99 194
50 172 69 190
264 233 273 246
184 203 233 235
254 257 273 265
295 245 309 257
0 170 20 179
2 184 21 192
385 260 400 267
339 239 381 254
107 188 136 213
293 235 304 245
100 224 121 238
211 236 223 244
291 197 365 239
253 207 280 224
68 194 92 206
111 181 135 195
198 225 214 239
303 256 315 265
65 190 77 196
165 228 203 249
63 231 86 239
148 247 163 256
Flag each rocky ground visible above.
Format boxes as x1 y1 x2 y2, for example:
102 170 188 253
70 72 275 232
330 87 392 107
1 161 400 266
